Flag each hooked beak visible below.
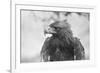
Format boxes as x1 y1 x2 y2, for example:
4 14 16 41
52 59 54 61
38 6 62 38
44 27 56 35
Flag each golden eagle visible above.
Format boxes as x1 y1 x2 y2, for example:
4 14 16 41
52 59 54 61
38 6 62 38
41 21 85 62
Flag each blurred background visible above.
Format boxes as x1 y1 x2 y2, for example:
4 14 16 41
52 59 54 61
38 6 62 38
20 10 89 63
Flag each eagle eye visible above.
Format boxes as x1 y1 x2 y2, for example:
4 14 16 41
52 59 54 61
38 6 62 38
54 27 57 29
54 27 61 31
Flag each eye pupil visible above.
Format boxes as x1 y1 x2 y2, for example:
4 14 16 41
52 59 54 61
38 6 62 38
55 27 60 30
55 27 57 29
55 27 57 30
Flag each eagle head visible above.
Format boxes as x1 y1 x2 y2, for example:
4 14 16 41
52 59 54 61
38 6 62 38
45 20 73 37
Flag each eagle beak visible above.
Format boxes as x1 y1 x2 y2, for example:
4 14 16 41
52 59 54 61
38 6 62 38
44 27 56 34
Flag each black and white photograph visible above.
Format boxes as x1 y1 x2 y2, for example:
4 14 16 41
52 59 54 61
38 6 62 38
10 1 96 72
20 9 90 63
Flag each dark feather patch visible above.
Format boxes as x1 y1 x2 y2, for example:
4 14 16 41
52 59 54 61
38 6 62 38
41 21 85 62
